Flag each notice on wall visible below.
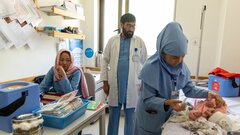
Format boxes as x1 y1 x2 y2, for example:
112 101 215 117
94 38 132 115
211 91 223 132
69 39 83 67
58 39 69 50
85 48 94 58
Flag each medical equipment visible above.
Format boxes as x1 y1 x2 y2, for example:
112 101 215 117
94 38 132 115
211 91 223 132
195 5 207 85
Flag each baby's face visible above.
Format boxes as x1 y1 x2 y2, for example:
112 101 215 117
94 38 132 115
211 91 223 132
205 101 216 108
59 52 71 71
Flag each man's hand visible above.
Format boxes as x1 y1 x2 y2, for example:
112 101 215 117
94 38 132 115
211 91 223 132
103 81 109 96
164 99 186 112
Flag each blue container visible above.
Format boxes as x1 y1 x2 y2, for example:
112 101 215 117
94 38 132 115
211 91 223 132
0 81 40 133
208 75 240 97
43 26 56 31
37 99 89 129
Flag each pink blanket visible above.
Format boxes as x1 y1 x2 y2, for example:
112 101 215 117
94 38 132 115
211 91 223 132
189 98 227 120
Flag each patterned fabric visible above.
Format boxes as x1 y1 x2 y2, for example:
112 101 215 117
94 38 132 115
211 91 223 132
208 111 233 131
181 117 226 135
168 111 227 135
167 103 234 134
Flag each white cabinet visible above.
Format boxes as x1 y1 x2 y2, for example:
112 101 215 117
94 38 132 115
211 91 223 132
91 73 105 103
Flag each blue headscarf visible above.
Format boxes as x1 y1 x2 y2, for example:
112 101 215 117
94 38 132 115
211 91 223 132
139 22 189 97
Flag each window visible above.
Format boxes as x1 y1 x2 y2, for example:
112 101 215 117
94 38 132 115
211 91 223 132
101 0 175 55
103 0 119 48
129 0 175 55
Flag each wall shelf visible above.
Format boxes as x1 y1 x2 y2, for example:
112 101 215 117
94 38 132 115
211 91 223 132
39 6 85 20
36 29 85 39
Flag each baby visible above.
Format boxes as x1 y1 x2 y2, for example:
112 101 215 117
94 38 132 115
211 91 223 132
188 98 232 131
189 98 227 120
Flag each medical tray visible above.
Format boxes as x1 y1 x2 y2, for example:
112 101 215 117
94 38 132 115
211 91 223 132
35 99 89 129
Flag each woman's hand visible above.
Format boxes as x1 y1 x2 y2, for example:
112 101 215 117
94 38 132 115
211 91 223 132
208 91 226 107
103 81 109 96
56 66 67 79
164 99 186 112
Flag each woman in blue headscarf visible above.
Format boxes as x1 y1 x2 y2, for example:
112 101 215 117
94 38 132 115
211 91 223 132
133 22 225 135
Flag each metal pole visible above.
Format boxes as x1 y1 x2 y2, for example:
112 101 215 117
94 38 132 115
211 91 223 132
195 5 206 83
118 0 123 34
99 0 105 51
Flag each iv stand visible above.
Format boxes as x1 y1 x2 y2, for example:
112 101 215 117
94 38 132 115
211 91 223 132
195 5 207 85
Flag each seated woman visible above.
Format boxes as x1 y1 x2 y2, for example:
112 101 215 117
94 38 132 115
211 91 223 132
39 49 89 98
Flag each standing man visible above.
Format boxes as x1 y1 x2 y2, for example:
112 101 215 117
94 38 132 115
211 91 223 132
101 13 148 135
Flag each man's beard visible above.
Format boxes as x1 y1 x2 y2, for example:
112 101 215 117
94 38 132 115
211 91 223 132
122 28 134 38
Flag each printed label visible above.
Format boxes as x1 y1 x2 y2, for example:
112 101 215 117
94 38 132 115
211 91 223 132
212 81 220 91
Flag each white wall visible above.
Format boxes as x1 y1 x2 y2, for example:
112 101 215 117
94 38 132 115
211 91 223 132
80 0 99 67
2 0 240 82
0 10 60 82
219 0 240 72
175 0 204 76
0 36 57 82
175 0 240 76
0 0 93 82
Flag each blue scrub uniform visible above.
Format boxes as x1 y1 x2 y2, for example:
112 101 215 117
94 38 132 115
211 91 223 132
107 38 135 135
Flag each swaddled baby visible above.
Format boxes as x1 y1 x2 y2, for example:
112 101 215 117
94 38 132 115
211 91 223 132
189 98 227 120
188 98 232 131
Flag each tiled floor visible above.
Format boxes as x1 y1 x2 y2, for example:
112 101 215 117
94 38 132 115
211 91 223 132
82 112 124 135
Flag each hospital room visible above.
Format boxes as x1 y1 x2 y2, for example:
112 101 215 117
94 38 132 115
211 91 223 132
0 0 240 135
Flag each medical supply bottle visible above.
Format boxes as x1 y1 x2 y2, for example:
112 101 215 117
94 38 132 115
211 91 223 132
95 50 103 67
12 113 43 135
